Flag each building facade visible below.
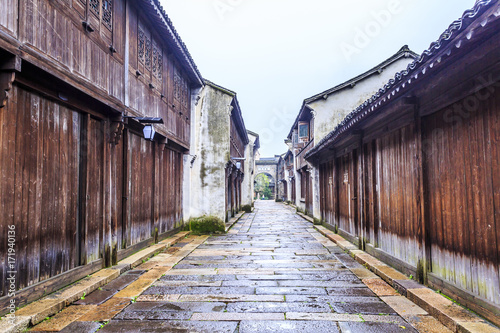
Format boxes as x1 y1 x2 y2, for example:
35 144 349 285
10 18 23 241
0 0 203 311
306 1 500 325
241 130 260 206
183 81 250 222
254 157 279 200
285 46 417 216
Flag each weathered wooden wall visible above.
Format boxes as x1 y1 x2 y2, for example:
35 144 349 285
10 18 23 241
318 89 500 308
371 124 420 268
0 0 197 308
0 85 81 295
0 84 186 298
423 92 500 305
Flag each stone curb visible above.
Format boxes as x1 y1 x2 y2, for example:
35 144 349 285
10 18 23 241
296 211 314 223
0 231 190 333
306 220 500 333
225 211 246 232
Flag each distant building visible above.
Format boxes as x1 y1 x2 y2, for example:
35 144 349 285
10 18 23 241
276 153 287 202
285 46 418 216
184 80 249 222
254 156 279 200
242 131 260 206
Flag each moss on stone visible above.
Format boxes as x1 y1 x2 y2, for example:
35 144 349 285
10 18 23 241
188 216 226 235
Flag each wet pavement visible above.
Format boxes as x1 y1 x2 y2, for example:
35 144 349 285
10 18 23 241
31 201 437 332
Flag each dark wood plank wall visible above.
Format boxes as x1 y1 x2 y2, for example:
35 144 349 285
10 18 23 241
423 92 500 305
230 115 245 160
228 115 245 213
0 0 18 37
318 90 500 307
12 0 191 144
0 0 191 300
374 124 420 267
126 132 154 247
0 85 186 296
0 85 81 296
128 5 191 146
83 117 105 264
336 151 359 236
157 147 183 234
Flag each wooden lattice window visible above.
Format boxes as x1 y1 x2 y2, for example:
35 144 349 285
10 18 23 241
74 0 113 36
174 71 181 101
89 0 100 16
152 40 162 79
144 35 152 71
102 0 112 30
138 28 145 65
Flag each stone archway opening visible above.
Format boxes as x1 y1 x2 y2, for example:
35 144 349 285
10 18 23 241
254 172 275 200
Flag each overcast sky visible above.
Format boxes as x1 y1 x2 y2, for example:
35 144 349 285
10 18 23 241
161 0 475 157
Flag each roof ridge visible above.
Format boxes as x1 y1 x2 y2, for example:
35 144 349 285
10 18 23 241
151 0 203 84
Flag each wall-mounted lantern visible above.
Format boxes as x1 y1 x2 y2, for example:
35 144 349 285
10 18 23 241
143 124 156 141
231 157 245 170
124 116 164 141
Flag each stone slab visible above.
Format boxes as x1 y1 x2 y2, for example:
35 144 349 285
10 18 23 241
405 315 453 333
30 305 97 331
77 297 130 322
58 321 101 333
362 278 399 296
239 320 340 333
113 278 156 298
191 312 284 321
102 274 139 291
381 296 428 317
177 294 285 302
16 298 65 325
393 279 427 297
99 320 238 333
338 321 418 333
74 290 116 305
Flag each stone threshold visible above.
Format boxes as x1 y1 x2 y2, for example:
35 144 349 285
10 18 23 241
294 211 500 333
0 231 191 333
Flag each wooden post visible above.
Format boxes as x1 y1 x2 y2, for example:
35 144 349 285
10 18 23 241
102 119 112 268
152 142 160 243
359 132 366 250
78 114 90 266
413 98 430 284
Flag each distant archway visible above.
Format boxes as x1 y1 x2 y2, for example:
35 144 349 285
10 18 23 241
254 172 276 200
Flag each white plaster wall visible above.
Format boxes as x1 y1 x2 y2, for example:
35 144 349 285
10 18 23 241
310 58 413 144
242 133 258 206
308 57 413 220
184 85 232 222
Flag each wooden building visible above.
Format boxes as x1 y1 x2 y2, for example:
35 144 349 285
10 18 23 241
306 0 500 325
286 46 417 217
0 0 202 312
276 153 287 202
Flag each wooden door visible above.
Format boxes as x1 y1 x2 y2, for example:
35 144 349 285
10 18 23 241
79 115 104 265
337 150 359 236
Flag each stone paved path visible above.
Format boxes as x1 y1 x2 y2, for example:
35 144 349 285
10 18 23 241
32 201 445 332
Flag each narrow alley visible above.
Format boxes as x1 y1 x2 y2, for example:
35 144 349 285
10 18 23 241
30 201 450 332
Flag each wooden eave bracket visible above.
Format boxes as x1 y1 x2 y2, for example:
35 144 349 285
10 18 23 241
110 115 125 145
0 55 21 109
